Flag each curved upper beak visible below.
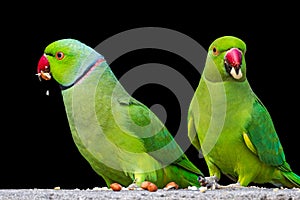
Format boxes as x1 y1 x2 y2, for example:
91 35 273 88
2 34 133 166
36 54 51 81
224 48 243 79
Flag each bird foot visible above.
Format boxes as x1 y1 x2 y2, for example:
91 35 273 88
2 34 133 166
127 183 139 190
127 178 140 190
217 182 244 189
198 176 220 190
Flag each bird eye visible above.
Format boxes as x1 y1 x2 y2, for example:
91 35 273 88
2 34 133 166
55 52 64 60
212 46 219 56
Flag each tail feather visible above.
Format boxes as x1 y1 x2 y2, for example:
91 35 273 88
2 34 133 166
176 155 204 177
164 165 201 188
282 171 300 188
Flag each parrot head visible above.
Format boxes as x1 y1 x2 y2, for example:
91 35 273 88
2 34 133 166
204 36 247 82
37 38 104 88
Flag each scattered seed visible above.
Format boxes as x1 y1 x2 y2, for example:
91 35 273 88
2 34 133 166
164 181 179 190
188 186 198 190
141 181 151 190
110 183 122 191
147 183 158 192
199 186 207 193
127 183 139 190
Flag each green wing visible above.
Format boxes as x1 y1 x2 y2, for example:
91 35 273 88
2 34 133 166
187 114 201 151
187 95 202 151
244 95 287 168
116 96 202 175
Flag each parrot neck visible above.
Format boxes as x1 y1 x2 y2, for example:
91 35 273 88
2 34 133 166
201 75 251 95
60 58 106 90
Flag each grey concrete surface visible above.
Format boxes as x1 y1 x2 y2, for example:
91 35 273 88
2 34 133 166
0 187 299 200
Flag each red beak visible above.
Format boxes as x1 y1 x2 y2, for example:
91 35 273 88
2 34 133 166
225 48 242 68
37 54 51 80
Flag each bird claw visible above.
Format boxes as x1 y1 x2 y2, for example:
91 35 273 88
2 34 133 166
127 183 139 190
198 176 243 190
127 178 140 190
218 182 243 189
198 176 220 189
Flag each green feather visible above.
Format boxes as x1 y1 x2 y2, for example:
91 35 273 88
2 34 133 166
246 98 286 167
39 38 203 188
242 133 257 155
188 35 300 188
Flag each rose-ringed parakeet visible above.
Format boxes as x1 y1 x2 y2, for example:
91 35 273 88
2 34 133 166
188 36 300 188
36 38 203 189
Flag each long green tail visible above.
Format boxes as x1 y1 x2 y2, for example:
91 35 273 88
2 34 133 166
282 171 300 188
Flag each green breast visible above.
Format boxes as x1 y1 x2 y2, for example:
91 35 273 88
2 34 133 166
194 78 255 175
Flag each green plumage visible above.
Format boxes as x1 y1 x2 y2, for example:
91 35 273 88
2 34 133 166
40 39 203 189
188 36 300 188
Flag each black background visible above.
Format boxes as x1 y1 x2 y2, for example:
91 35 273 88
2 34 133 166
2 7 299 189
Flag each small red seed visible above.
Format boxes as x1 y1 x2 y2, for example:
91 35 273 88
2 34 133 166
164 181 179 190
141 181 151 190
110 183 122 191
147 182 158 192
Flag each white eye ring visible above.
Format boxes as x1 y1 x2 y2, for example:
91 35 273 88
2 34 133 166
56 52 64 60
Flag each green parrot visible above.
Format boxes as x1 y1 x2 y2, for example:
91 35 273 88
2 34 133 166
36 38 203 189
188 35 300 188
